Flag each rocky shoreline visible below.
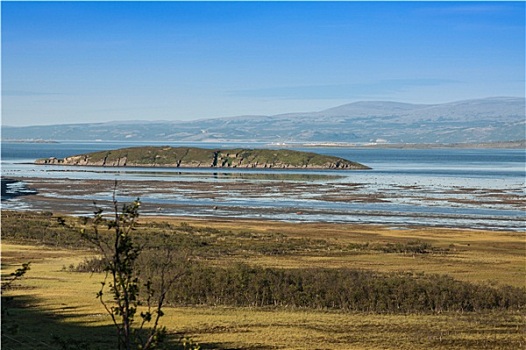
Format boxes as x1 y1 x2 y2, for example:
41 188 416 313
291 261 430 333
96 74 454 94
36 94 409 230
34 146 371 170
1 177 38 200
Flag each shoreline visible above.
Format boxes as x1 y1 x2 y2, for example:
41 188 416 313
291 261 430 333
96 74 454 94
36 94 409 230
291 140 526 149
2 176 524 232
136 214 522 235
3 139 525 149
1 177 38 200
2 208 520 237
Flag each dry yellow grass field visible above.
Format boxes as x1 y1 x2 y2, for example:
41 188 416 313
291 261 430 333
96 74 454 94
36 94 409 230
2 214 525 349
142 217 526 288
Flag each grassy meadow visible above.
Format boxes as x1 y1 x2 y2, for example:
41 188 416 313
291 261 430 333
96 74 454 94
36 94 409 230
1 210 525 349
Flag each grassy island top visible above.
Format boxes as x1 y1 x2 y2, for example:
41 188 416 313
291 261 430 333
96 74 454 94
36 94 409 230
35 146 371 170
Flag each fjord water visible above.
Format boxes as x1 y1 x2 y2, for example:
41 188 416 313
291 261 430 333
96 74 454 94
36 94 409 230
1 141 525 231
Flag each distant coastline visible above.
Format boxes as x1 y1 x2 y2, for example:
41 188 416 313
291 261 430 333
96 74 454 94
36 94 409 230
2 139 59 144
286 140 526 149
3 139 524 149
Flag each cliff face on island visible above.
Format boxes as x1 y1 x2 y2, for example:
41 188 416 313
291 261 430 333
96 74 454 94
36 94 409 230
35 146 370 170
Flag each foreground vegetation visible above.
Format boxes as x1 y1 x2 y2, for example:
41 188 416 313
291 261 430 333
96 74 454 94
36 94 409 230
2 210 525 349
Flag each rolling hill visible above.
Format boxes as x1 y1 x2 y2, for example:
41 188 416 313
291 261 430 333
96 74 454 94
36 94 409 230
3 97 524 143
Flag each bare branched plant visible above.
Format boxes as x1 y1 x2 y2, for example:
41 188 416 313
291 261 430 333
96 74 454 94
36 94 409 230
81 183 188 350
1 262 31 291
1 262 31 335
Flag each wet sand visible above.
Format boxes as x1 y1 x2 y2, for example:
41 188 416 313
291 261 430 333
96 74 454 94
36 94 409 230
3 176 524 231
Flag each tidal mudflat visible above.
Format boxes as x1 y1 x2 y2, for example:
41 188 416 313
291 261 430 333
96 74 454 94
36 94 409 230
3 170 524 231
2 145 524 230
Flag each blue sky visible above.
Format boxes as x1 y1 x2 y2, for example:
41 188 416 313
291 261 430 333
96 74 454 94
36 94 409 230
2 1 525 126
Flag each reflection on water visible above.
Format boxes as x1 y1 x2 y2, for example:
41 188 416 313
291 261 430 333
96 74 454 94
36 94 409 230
42 169 344 182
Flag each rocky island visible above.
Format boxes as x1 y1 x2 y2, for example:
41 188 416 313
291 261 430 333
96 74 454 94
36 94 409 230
35 146 370 170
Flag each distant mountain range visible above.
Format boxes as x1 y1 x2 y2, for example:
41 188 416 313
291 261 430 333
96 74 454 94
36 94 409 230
2 97 525 144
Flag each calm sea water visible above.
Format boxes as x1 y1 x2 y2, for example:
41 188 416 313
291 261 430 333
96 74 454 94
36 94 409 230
2 141 524 176
1 141 525 230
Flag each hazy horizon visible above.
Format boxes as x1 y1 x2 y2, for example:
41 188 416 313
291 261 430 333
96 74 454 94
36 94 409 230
2 95 524 128
2 1 525 126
